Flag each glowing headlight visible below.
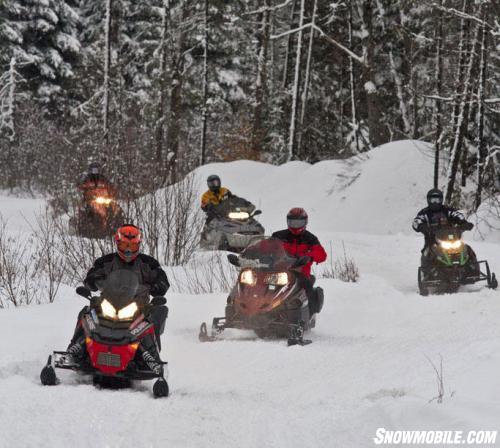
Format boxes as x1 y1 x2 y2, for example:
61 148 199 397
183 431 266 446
228 211 250 220
94 196 113 205
266 272 289 286
439 239 462 250
101 299 117 319
240 269 256 286
118 302 138 320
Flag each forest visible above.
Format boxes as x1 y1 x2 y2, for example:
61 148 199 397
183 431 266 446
0 0 498 210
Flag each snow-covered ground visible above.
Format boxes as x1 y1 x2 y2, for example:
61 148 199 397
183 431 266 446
1 141 499 447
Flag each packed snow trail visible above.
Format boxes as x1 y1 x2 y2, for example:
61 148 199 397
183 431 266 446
1 140 499 447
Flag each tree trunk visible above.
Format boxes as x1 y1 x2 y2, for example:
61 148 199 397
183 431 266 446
433 0 444 189
155 0 171 169
287 0 304 161
252 0 271 155
166 1 188 183
200 0 209 165
348 2 359 153
103 0 113 148
282 0 297 89
474 8 487 210
296 0 317 158
444 21 480 204
361 0 386 147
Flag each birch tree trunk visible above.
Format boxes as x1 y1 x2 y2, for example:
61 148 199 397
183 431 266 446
287 0 304 161
433 0 444 189
296 0 317 158
444 21 480 204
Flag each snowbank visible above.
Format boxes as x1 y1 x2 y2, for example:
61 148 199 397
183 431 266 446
192 140 437 236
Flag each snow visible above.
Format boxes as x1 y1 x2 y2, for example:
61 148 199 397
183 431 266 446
1 140 499 447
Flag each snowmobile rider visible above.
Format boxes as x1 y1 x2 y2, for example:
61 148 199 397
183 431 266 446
272 208 327 314
201 175 233 221
78 162 117 204
413 188 475 267
67 224 170 359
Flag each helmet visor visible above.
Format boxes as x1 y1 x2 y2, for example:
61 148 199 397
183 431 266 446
287 217 307 229
208 179 220 189
117 240 140 255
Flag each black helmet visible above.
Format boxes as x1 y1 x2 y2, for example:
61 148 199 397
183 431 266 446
427 188 443 210
88 162 101 176
207 175 221 192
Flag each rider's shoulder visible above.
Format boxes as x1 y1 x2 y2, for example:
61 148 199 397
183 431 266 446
137 253 161 268
271 229 289 240
94 253 115 266
301 230 320 244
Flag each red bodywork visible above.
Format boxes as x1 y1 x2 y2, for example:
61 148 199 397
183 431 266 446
234 270 297 317
84 324 155 376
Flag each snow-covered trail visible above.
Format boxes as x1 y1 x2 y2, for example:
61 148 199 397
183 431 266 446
1 231 499 448
1 140 500 447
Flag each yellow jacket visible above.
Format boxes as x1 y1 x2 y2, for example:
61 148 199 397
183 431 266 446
201 187 232 210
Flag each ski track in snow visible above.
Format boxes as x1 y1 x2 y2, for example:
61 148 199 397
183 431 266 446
0 141 499 448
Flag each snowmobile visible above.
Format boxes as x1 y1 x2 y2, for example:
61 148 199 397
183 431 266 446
199 238 324 346
417 224 498 296
200 196 265 253
69 187 123 238
40 270 169 398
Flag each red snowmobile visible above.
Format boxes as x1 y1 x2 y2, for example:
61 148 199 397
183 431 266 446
40 270 169 398
199 238 324 346
70 187 124 238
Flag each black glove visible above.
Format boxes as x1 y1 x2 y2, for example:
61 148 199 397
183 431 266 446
463 221 474 231
85 273 105 291
416 222 428 233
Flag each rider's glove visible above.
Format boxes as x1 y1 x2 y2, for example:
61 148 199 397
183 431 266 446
463 221 474 231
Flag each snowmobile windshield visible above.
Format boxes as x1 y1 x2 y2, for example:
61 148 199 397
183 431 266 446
216 196 255 216
433 226 463 242
100 269 149 310
239 237 295 270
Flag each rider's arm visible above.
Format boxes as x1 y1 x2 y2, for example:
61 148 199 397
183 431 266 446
447 208 473 230
412 210 428 233
84 255 111 291
201 191 213 211
306 235 327 264
142 255 170 296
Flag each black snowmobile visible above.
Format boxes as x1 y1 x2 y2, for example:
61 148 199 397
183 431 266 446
200 196 265 252
418 223 497 296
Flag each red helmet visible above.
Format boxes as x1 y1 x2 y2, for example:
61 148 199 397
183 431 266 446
115 224 142 262
287 208 308 235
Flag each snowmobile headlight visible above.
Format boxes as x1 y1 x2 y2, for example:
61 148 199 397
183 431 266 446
240 269 256 286
266 272 289 286
101 299 117 319
118 302 138 320
94 196 113 205
228 211 250 220
439 239 462 250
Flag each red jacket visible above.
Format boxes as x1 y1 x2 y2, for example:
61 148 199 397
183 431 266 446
272 229 327 277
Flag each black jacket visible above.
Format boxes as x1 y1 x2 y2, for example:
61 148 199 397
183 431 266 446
412 205 467 246
84 253 170 297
